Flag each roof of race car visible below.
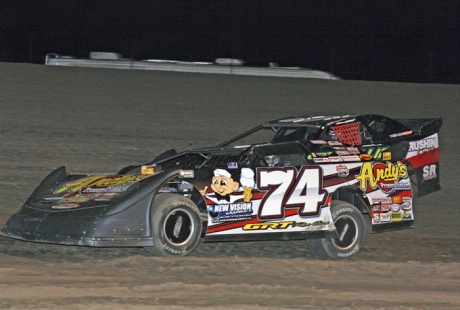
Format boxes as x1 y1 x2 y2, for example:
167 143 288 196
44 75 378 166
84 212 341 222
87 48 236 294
263 115 357 128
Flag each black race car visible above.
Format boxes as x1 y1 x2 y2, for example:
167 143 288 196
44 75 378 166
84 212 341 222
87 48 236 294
0 114 442 259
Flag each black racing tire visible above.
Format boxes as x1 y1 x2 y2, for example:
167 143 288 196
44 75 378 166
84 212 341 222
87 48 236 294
144 194 202 256
306 200 365 260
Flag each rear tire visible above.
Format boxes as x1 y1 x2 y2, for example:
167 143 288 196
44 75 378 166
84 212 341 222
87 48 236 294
306 201 365 260
144 194 202 256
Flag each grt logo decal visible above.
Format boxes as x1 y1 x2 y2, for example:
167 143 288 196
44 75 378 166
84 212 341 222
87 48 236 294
257 166 327 220
356 161 408 192
242 220 330 230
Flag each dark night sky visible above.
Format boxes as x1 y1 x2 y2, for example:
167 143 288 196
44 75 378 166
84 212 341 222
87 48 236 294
1 1 459 83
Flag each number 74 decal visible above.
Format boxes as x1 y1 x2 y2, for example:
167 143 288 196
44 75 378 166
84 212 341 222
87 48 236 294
256 166 328 220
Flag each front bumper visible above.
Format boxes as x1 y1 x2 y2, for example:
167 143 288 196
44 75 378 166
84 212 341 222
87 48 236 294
1 193 155 247
0 166 185 247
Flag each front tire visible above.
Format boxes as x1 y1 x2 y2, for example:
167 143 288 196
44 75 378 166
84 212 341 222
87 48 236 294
144 194 202 256
306 200 365 260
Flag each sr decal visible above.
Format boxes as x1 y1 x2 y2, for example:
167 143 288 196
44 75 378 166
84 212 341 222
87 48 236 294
422 164 437 182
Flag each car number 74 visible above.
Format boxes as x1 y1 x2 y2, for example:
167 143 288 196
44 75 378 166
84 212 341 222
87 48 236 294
256 166 328 220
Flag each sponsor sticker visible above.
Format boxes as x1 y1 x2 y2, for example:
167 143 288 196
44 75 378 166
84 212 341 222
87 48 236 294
52 203 80 210
341 155 360 162
242 220 330 230
381 197 392 204
400 202 412 211
227 162 238 169
179 170 195 178
391 211 403 222
389 130 413 138
347 147 360 154
81 185 130 194
64 195 94 203
336 164 349 177
310 140 327 144
380 182 411 191
409 136 438 152
355 161 408 193
359 154 373 161
372 197 381 204
381 204 391 212
335 118 356 125
422 164 437 182
209 202 253 223
55 175 148 195
329 156 342 162
141 165 156 175
403 211 412 220
363 147 390 160
313 157 330 163
42 197 63 201
382 152 392 161
380 213 391 222
93 193 117 201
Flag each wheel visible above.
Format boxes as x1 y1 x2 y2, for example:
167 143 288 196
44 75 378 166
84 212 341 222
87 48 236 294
306 200 365 260
144 194 202 256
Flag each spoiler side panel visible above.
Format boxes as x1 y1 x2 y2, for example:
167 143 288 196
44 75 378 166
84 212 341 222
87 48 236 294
420 117 443 136
405 133 441 196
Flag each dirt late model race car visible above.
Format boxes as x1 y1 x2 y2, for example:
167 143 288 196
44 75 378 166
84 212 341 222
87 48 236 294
1 114 442 260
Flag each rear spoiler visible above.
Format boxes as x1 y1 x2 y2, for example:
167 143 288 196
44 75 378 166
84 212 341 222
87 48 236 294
396 117 442 136
419 117 442 136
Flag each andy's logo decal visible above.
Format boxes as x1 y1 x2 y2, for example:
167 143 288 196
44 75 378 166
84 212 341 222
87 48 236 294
55 175 148 195
356 161 408 192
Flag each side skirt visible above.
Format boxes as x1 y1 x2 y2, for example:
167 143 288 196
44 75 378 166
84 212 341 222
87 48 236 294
204 230 338 243
1 233 154 247
371 220 414 233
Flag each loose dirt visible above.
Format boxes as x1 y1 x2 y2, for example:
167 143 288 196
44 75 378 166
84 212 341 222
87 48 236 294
0 64 458 309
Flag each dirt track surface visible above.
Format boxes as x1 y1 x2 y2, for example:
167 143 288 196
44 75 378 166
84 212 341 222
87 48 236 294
0 64 459 309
